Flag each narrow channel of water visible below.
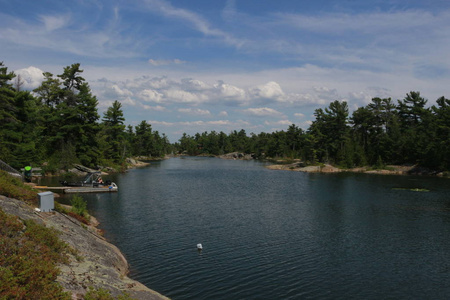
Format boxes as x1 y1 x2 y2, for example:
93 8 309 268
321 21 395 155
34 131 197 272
49 157 450 299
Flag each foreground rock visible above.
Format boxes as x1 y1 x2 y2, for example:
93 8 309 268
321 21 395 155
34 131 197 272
0 195 168 300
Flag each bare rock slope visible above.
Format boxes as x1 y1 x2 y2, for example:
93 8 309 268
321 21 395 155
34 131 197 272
0 195 168 300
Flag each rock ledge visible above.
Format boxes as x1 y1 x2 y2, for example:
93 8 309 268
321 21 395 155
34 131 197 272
0 195 169 300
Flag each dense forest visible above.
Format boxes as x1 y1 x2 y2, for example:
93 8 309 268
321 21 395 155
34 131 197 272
0 62 173 171
1 62 449 172
177 94 450 171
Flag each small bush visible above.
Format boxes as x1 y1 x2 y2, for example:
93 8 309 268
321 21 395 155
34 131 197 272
70 195 88 218
69 195 90 224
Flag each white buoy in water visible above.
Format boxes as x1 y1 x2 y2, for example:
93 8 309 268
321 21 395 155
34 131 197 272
197 243 203 250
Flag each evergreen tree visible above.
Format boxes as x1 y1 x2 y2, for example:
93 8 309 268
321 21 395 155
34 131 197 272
396 91 431 164
134 120 150 156
33 64 100 169
428 96 450 169
0 62 17 164
101 100 126 163
309 101 349 164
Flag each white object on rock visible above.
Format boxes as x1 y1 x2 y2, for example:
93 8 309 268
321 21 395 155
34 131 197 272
197 243 203 250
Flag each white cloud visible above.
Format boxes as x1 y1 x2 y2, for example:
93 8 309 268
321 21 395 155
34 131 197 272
347 91 373 108
264 120 292 126
276 10 444 37
39 14 69 31
143 0 245 47
178 108 211 116
146 77 171 89
141 104 167 111
218 110 228 117
14 66 44 90
181 78 211 91
250 81 284 100
165 89 205 104
294 113 305 118
111 84 133 97
138 89 163 102
148 59 186 66
147 119 251 131
121 97 137 106
214 81 247 100
243 107 284 118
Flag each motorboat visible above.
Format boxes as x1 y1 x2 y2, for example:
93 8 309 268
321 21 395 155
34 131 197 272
60 171 110 187
60 171 118 193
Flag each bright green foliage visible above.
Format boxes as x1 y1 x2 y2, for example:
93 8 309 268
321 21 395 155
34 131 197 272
70 194 88 219
0 208 71 300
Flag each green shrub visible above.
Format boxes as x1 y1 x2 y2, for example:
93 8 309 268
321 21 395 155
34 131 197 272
0 208 71 299
69 195 90 225
70 195 88 218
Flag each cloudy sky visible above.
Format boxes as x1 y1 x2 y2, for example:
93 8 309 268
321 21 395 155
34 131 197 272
2 0 450 142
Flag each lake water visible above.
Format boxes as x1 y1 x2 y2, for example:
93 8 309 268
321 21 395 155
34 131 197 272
53 157 450 299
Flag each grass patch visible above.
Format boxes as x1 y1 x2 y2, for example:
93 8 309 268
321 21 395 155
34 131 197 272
0 170 38 204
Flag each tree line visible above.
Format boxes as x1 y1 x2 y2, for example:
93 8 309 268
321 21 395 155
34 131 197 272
1 61 449 172
0 62 173 171
175 95 450 171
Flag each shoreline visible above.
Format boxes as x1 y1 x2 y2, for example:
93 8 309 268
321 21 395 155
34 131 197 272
213 152 447 177
265 162 448 177
0 195 169 300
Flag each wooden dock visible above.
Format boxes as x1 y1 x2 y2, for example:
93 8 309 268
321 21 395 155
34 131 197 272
34 186 118 194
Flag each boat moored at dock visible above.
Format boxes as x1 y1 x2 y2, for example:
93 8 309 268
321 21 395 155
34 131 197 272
35 172 118 193
63 182 118 193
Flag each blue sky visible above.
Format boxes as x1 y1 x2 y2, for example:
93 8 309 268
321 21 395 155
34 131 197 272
2 0 450 142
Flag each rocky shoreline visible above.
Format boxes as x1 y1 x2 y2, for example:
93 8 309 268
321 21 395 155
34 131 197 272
0 195 168 300
266 161 447 176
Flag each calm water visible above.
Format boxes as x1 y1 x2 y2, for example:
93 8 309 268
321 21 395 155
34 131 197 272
53 157 450 299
